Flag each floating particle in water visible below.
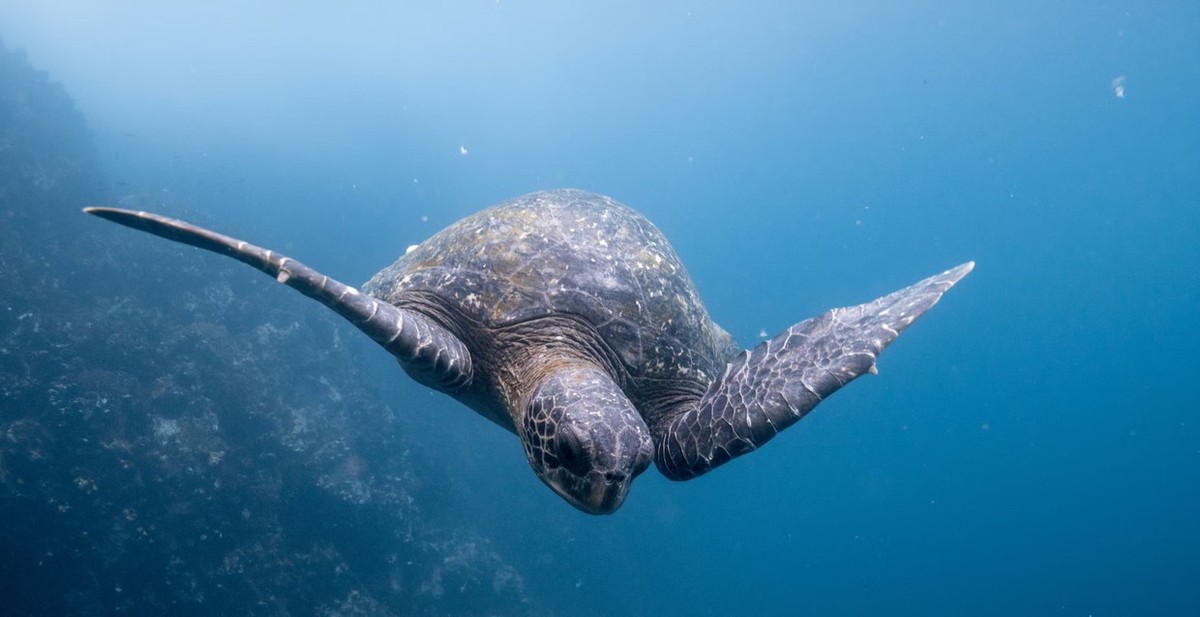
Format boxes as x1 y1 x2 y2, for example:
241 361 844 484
1112 75 1126 98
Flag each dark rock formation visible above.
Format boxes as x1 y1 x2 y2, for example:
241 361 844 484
0 39 532 616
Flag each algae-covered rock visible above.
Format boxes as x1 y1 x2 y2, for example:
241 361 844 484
0 38 532 617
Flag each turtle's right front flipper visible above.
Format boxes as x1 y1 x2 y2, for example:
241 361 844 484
84 207 473 393
655 262 973 481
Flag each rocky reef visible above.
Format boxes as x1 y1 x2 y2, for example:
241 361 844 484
0 40 532 616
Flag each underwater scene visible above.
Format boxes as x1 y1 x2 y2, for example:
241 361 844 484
0 2 1197 615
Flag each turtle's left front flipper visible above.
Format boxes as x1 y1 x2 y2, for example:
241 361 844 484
655 262 974 481
84 207 473 393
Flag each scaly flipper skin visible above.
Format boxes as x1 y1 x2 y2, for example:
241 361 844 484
655 261 974 481
83 207 473 393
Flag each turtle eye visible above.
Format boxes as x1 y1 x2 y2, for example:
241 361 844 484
555 428 590 476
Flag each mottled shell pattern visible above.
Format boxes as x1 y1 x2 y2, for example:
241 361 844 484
362 189 738 388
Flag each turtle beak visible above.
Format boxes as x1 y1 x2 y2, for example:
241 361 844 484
549 469 638 515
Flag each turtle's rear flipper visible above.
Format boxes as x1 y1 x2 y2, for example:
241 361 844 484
655 262 973 481
84 207 473 392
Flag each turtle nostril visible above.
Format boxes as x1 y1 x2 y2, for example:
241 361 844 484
603 471 626 483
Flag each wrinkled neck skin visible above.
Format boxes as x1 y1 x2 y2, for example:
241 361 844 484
392 294 654 514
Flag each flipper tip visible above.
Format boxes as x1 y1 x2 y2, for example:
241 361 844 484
942 261 975 285
83 206 134 224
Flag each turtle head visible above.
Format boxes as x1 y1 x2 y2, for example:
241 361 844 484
521 365 653 514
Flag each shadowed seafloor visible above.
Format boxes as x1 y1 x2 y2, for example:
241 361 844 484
0 42 533 616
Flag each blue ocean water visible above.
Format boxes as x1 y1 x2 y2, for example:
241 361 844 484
1 2 1197 615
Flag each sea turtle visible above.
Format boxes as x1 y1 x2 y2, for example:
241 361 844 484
86 189 972 514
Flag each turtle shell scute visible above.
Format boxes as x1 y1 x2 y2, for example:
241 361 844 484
362 189 736 382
